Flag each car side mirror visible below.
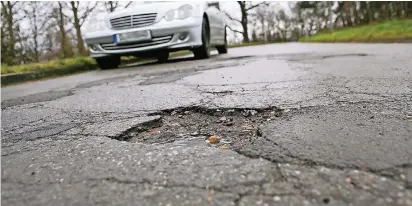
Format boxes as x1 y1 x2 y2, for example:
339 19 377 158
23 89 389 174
208 1 220 9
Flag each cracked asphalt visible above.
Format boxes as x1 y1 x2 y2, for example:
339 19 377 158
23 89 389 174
2 43 412 206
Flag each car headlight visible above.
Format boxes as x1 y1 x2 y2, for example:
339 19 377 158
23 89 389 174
164 4 193 21
85 17 106 33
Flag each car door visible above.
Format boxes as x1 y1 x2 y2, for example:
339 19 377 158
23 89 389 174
205 1 223 45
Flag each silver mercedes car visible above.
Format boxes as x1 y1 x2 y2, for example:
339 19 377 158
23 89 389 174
83 1 228 69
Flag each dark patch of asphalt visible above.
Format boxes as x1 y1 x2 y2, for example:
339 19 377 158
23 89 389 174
2 43 412 206
1 90 74 109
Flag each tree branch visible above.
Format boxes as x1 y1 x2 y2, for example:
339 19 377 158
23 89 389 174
11 1 19 8
224 11 241 23
63 13 72 21
246 2 269 11
79 2 99 26
227 25 243 34
124 1 133 9
14 15 27 23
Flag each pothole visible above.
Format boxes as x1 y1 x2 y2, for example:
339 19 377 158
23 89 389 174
118 107 283 151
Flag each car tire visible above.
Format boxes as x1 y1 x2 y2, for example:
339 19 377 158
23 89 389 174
156 51 169 63
193 17 211 59
216 27 228 54
95 56 120 70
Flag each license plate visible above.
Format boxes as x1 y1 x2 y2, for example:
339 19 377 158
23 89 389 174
114 30 151 43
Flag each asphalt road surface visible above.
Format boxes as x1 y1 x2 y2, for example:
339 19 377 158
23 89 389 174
2 43 412 206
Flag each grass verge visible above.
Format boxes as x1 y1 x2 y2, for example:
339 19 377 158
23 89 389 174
1 57 97 75
299 19 412 43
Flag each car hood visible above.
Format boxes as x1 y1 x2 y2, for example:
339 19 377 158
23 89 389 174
106 2 197 20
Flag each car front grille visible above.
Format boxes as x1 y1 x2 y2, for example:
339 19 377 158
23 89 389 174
100 36 173 51
110 13 157 30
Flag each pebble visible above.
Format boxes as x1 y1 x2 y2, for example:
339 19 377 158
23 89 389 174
208 136 221 144
184 111 190 114
219 145 228 150
250 110 258 116
273 196 281 202
219 116 227 122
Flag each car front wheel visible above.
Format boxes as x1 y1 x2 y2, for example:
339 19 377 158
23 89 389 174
156 51 169 63
216 27 228 54
193 17 211 59
95 56 120 70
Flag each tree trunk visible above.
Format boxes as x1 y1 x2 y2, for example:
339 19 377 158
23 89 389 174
260 17 266 42
109 1 115 12
4 1 15 64
353 2 360 25
58 2 69 58
400 1 406 18
70 1 87 56
0 21 7 64
367 1 373 23
239 2 249 43
328 1 334 32
31 4 39 62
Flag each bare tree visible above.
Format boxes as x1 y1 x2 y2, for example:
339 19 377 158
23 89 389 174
224 1 269 43
1 1 25 65
24 2 51 62
328 1 334 32
51 2 73 58
69 1 98 56
254 5 269 42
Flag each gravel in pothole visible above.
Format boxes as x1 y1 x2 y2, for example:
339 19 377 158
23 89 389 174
128 108 283 151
